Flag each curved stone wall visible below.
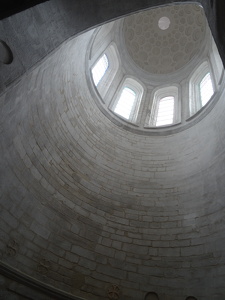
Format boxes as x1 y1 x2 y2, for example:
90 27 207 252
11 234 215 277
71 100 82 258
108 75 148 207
1 26 225 300
0 0 224 96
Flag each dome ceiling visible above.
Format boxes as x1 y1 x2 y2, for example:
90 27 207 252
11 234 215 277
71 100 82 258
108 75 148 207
123 4 206 74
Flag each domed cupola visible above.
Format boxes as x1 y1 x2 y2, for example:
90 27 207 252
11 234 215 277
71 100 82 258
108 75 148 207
87 3 224 135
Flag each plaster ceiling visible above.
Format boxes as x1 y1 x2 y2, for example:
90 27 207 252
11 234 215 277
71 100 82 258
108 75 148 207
123 4 206 74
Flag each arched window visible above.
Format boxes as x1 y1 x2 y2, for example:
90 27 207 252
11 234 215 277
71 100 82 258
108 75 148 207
156 96 175 126
90 43 119 100
149 86 179 127
200 72 214 106
189 61 215 116
91 54 109 86
110 78 144 123
114 87 136 120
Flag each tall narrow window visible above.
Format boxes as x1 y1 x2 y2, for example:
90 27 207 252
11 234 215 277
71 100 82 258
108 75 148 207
189 62 215 116
111 78 144 123
91 54 109 86
149 86 179 127
156 96 175 126
114 87 136 120
90 44 119 99
200 72 214 106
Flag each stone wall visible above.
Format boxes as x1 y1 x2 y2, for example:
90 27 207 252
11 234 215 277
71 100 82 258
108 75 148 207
1 27 225 299
0 0 224 95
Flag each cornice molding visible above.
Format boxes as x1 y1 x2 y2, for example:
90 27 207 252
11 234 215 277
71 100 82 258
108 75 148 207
0 261 86 300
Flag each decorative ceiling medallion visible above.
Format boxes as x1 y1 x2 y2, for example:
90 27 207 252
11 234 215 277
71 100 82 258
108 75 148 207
158 16 171 30
123 4 206 74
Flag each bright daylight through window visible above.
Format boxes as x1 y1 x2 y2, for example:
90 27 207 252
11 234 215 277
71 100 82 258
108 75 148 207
200 73 214 106
92 54 109 86
88 3 224 131
114 87 136 120
156 96 175 126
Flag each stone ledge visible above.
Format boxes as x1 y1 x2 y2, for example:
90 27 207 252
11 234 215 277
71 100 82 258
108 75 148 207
0 261 86 300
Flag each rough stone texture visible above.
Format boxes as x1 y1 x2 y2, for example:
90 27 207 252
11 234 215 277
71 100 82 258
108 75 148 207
0 1 225 300
0 0 224 95
0 0 48 20
1 25 225 299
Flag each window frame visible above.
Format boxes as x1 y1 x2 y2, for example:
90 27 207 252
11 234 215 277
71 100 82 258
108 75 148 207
91 53 109 86
110 77 144 123
90 43 119 100
155 96 175 127
199 72 214 107
189 61 215 116
149 86 179 127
